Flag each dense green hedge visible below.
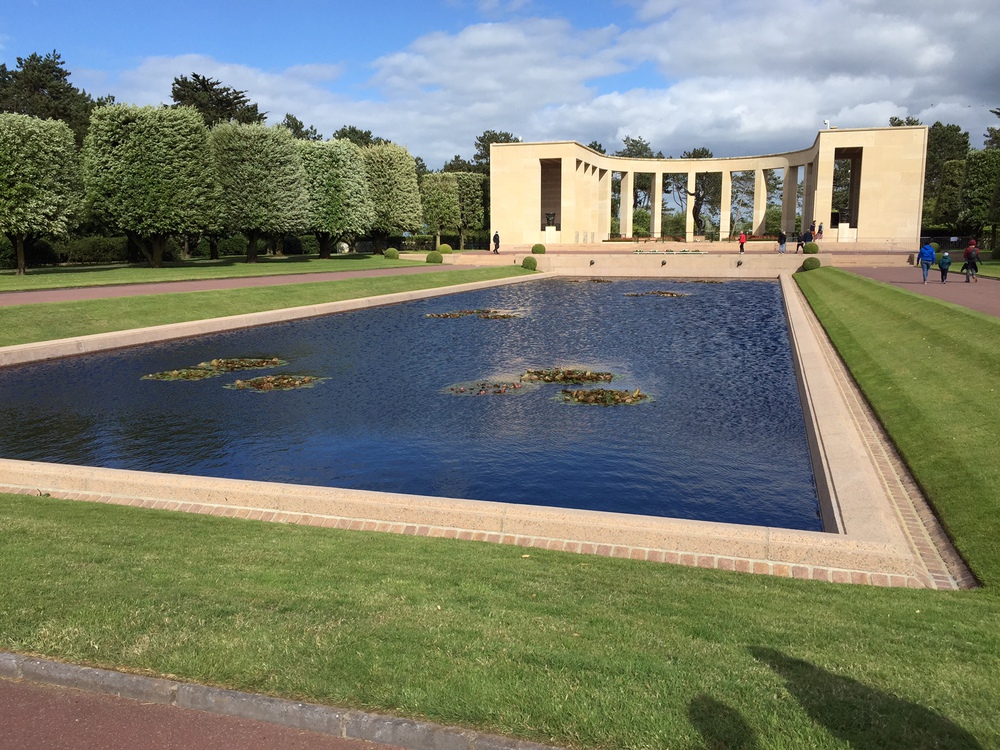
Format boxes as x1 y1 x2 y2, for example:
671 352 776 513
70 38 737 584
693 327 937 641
521 256 537 271
803 242 819 254
384 248 399 259
800 257 821 271
437 243 453 254
426 250 443 264
531 244 546 254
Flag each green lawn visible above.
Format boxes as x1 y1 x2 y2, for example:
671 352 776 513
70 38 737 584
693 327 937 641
0 253 426 292
0 266 531 347
1 267 998 749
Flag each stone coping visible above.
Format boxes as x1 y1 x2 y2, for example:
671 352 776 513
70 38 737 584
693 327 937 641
0 269 973 589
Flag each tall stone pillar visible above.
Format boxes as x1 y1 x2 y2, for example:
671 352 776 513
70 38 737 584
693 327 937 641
651 173 662 239
621 171 634 239
782 165 798 236
720 170 732 240
753 168 767 236
685 172 696 242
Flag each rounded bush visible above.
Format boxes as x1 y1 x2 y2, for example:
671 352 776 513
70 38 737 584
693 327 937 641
521 256 538 271
437 243 453 254
803 242 819 254
531 243 546 254
426 250 443 264
801 257 821 271
384 248 399 259
929 242 940 251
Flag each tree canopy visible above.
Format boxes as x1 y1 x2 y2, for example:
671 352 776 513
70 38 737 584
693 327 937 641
208 122 309 262
985 107 1000 150
0 51 113 145
279 113 322 141
331 125 389 148
170 73 265 127
0 113 81 274
361 142 422 250
297 138 374 257
82 105 217 267
472 129 520 173
420 172 460 246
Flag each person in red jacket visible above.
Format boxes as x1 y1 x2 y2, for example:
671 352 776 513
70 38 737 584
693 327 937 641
739 231 746 254
964 239 981 282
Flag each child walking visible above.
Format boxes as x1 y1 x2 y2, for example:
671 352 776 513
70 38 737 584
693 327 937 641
938 251 952 283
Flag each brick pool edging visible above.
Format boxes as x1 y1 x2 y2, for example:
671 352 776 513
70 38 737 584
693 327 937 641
0 268 974 589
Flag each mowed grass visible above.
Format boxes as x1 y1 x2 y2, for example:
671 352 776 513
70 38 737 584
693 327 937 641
796 268 1000 586
0 266 532 347
0 253 428 292
1 267 999 748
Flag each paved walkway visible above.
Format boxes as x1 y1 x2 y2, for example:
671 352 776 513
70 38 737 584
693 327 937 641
0 678 402 750
0 265 460 307
848 266 1000 318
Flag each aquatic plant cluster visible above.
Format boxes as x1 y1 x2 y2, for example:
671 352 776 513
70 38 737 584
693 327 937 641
447 381 527 396
143 356 323 391
425 309 520 319
560 388 649 406
521 368 614 384
624 291 690 298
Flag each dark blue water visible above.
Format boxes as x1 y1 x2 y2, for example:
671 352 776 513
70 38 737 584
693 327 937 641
0 279 820 530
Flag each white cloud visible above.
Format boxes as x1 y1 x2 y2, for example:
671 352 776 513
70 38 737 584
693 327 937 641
88 0 1000 165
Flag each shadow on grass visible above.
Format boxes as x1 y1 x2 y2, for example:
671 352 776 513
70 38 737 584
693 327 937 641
749 647 981 749
688 695 759 749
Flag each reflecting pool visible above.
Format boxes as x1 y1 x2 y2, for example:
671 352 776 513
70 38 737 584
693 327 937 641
0 278 821 530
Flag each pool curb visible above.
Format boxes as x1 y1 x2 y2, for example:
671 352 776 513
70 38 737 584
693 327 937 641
0 269 973 589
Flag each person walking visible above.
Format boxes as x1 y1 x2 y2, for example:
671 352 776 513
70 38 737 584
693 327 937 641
964 239 981 282
777 229 787 254
796 229 812 253
938 251 952 283
739 231 746 254
917 242 937 284
817 222 824 240
492 231 500 254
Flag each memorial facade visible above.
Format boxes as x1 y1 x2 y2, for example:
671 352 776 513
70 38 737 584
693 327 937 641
489 126 927 247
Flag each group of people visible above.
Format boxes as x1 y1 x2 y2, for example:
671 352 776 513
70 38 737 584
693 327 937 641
916 239 984 284
771 221 823 254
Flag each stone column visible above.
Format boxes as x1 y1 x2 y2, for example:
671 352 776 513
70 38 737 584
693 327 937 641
685 171 696 242
720 170 732 241
782 165 798 236
753 168 767 236
621 171 634 239
651 173 662 239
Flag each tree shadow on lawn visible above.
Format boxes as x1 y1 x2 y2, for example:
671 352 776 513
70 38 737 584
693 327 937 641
688 694 759 749
749 647 982 749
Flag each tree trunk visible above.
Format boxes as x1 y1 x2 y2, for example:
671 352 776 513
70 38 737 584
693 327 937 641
11 234 26 275
209 236 219 260
317 233 333 259
459 229 466 251
435 229 440 250
246 229 260 263
125 230 154 266
150 235 167 268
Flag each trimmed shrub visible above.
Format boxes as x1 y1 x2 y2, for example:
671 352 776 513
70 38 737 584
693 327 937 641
521 256 538 271
800 257 821 271
384 247 400 259
52 235 128 264
426 250 443 264
437 243 453 254
803 242 819 254
531 243 546 254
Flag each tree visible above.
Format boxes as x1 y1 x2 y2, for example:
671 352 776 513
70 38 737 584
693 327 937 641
925 122 970 201
454 172 487 250
615 136 664 210
586 141 606 154
420 172 460 247
889 116 921 127
297 138 374 258
442 154 476 173
361 143 422 252
82 105 217 268
170 73 265 126
664 147 720 234
331 125 388 148
472 130 520 174
0 113 80 274
209 122 309 262
958 148 1000 235
985 107 1000 149
0 51 112 146
278 113 322 141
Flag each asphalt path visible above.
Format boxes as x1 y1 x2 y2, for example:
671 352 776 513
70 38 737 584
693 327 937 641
0 265 472 307
0 678 403 750
847 265 1000 318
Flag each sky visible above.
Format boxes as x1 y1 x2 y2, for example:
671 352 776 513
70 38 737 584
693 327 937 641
2 0 998 168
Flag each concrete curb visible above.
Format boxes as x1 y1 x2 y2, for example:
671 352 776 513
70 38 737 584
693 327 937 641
0 653 562 750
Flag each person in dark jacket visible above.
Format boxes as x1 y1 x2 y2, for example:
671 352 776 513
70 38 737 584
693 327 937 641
492 231 500 254
778 230 787 254
964 240 981 282
938 251 952 283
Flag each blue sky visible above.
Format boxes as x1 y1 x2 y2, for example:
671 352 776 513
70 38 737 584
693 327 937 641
2 0 998 167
